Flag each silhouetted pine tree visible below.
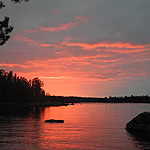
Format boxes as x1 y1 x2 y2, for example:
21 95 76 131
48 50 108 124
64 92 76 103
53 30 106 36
0 0 29 46
0 69 45 104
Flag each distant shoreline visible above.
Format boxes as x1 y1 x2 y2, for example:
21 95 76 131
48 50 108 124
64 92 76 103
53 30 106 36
1 70 149 107
40 95 150 104
1 95 150 108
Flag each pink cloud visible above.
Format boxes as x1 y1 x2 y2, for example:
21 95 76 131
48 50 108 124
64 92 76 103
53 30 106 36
12 35 41 47
13 35 34 43
74 16 90 23
61 41 150 50
2 43 149 86
5 54 111 74
17 55 121 77
117 72 146 78
40 21 79 32
13 35 63 49
40 44 52 47
105 48 149 54
0 63 29 68
39 43 65 49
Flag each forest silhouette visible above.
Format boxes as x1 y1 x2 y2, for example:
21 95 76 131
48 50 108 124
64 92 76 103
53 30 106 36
0 69 150 106
0 69 45 104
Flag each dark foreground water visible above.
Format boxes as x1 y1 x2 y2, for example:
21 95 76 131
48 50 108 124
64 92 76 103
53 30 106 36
0 103 150 150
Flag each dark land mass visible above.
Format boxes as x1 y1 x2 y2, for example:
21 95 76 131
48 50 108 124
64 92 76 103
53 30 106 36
39 95 150 106
1 95 150 108
0 69 150 108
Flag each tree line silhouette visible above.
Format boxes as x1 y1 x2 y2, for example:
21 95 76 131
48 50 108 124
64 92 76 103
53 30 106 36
0 69 150 106
0 69 45 104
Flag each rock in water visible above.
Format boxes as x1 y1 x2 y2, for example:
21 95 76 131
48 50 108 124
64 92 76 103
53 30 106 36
44 119 64 123
126 112 150 132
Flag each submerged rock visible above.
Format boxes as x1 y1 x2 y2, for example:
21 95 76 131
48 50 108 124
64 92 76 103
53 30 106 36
44 119 64 123
126 112 150 132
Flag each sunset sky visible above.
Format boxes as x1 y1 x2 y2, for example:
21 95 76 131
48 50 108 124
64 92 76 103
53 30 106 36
1 0 150 97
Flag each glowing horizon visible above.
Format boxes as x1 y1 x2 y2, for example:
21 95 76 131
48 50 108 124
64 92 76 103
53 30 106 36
1 0 150 97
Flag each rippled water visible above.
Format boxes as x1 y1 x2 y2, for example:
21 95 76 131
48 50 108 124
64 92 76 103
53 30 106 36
0 103 150 150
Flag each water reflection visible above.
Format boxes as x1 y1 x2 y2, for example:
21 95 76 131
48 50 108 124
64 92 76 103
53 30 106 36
0 106 43 149
0 105 34 117
0 104 150 150
0 105 46 119
127 131 150 150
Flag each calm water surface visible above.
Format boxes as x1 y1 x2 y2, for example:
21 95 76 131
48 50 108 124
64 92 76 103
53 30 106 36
0 103 150 150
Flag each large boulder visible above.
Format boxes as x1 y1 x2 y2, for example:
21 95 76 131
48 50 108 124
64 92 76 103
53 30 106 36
126 112 150 132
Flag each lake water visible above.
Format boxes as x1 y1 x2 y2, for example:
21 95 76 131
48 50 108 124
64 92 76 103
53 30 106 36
0 103 150 150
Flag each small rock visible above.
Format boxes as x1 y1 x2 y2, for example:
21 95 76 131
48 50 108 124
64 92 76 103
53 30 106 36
44 119 64 123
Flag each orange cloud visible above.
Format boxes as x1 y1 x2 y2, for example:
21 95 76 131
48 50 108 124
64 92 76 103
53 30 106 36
39 43 65 49
5 49 148 97
39 76 76 80
2 45 149 89
105 48 149 54
40 44 52 47
61 41 150 50
40 21 79 32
